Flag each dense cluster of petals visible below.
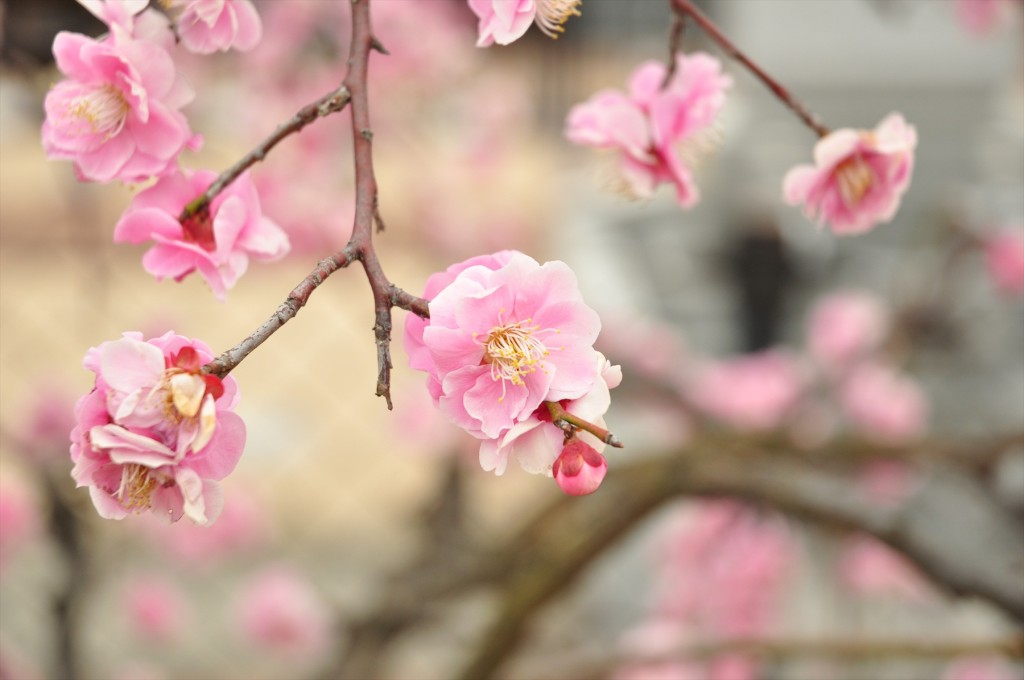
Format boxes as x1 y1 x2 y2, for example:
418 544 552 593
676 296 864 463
70 332 246 525
469 0 582 47
42 12 198 183
783 113 917 235
406 251 617 492
113 170 290 300
565 52 731 208
166 0 263 54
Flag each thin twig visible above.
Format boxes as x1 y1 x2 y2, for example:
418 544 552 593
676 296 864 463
669 0 829 137
203 0 431 401
203 248 357 378
545 401 624 448
180 84 352 220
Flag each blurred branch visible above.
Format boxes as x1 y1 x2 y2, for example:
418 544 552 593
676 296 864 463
514 634 1024 680
328 432 1022 679
450 435 1024 679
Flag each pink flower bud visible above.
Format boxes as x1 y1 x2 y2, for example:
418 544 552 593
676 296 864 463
553 438 607 496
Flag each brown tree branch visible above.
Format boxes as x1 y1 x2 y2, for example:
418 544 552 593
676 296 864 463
180 83 352 220
669 0 829 137
202 0 431 402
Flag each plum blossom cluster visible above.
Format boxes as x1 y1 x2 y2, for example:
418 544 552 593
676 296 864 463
566 52 731 209
70 332 246 525
42 0 288 299
406 251 620 495
615 502 793 680
784 113 917 235
683 291 927 444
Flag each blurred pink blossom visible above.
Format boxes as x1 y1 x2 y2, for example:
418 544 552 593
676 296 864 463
783 113 916 235
0 474 40 572
806 291 890 368
407 251 602 442
141 488 271 564
167 0 262 54
858 460 917 506
566 53 731 208
70 332 246 525
114 170 289 301
840 363 927 444
237 567 332 660
658 502 793 636
840 533 932 601
469 0 581 46
943 656 1021 680
688 350 804 431
983 228 1024 296
13 383 78 462
42 23 197 182
954 0 1009 35
120 576 190 641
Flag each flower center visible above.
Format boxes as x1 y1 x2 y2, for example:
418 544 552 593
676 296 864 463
835 155 875 208
116 464 158 512
67 84 129 137
483 318 551 388
534 0 582 39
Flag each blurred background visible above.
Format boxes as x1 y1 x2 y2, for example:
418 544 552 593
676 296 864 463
1 1 1022 679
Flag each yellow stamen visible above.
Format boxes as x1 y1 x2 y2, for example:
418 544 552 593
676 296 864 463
835 155 875 208
116 464 157 512
67 84 129 138
534 0 582 39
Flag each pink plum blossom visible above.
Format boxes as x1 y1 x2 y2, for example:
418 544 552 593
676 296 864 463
552 437 607 496
566 52 731 208
840 363 927 444
237 566 332 660
806 291 890 368
406 251 602 441
166 0 263 54
943 656 1021 680
479 353 620 478
120 576 190 641
113 170 289 301
42 21 198 183
983 228 1024 296
70 332 246 525
840 533 931 601
687 350 804 431
783 113 917 235
468 0 581 47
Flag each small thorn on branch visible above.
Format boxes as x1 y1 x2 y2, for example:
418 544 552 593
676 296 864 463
370 37 390 55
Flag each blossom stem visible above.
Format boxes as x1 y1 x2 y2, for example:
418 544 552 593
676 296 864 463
669 0 829 138
179 83 352 220
545 401 624 448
